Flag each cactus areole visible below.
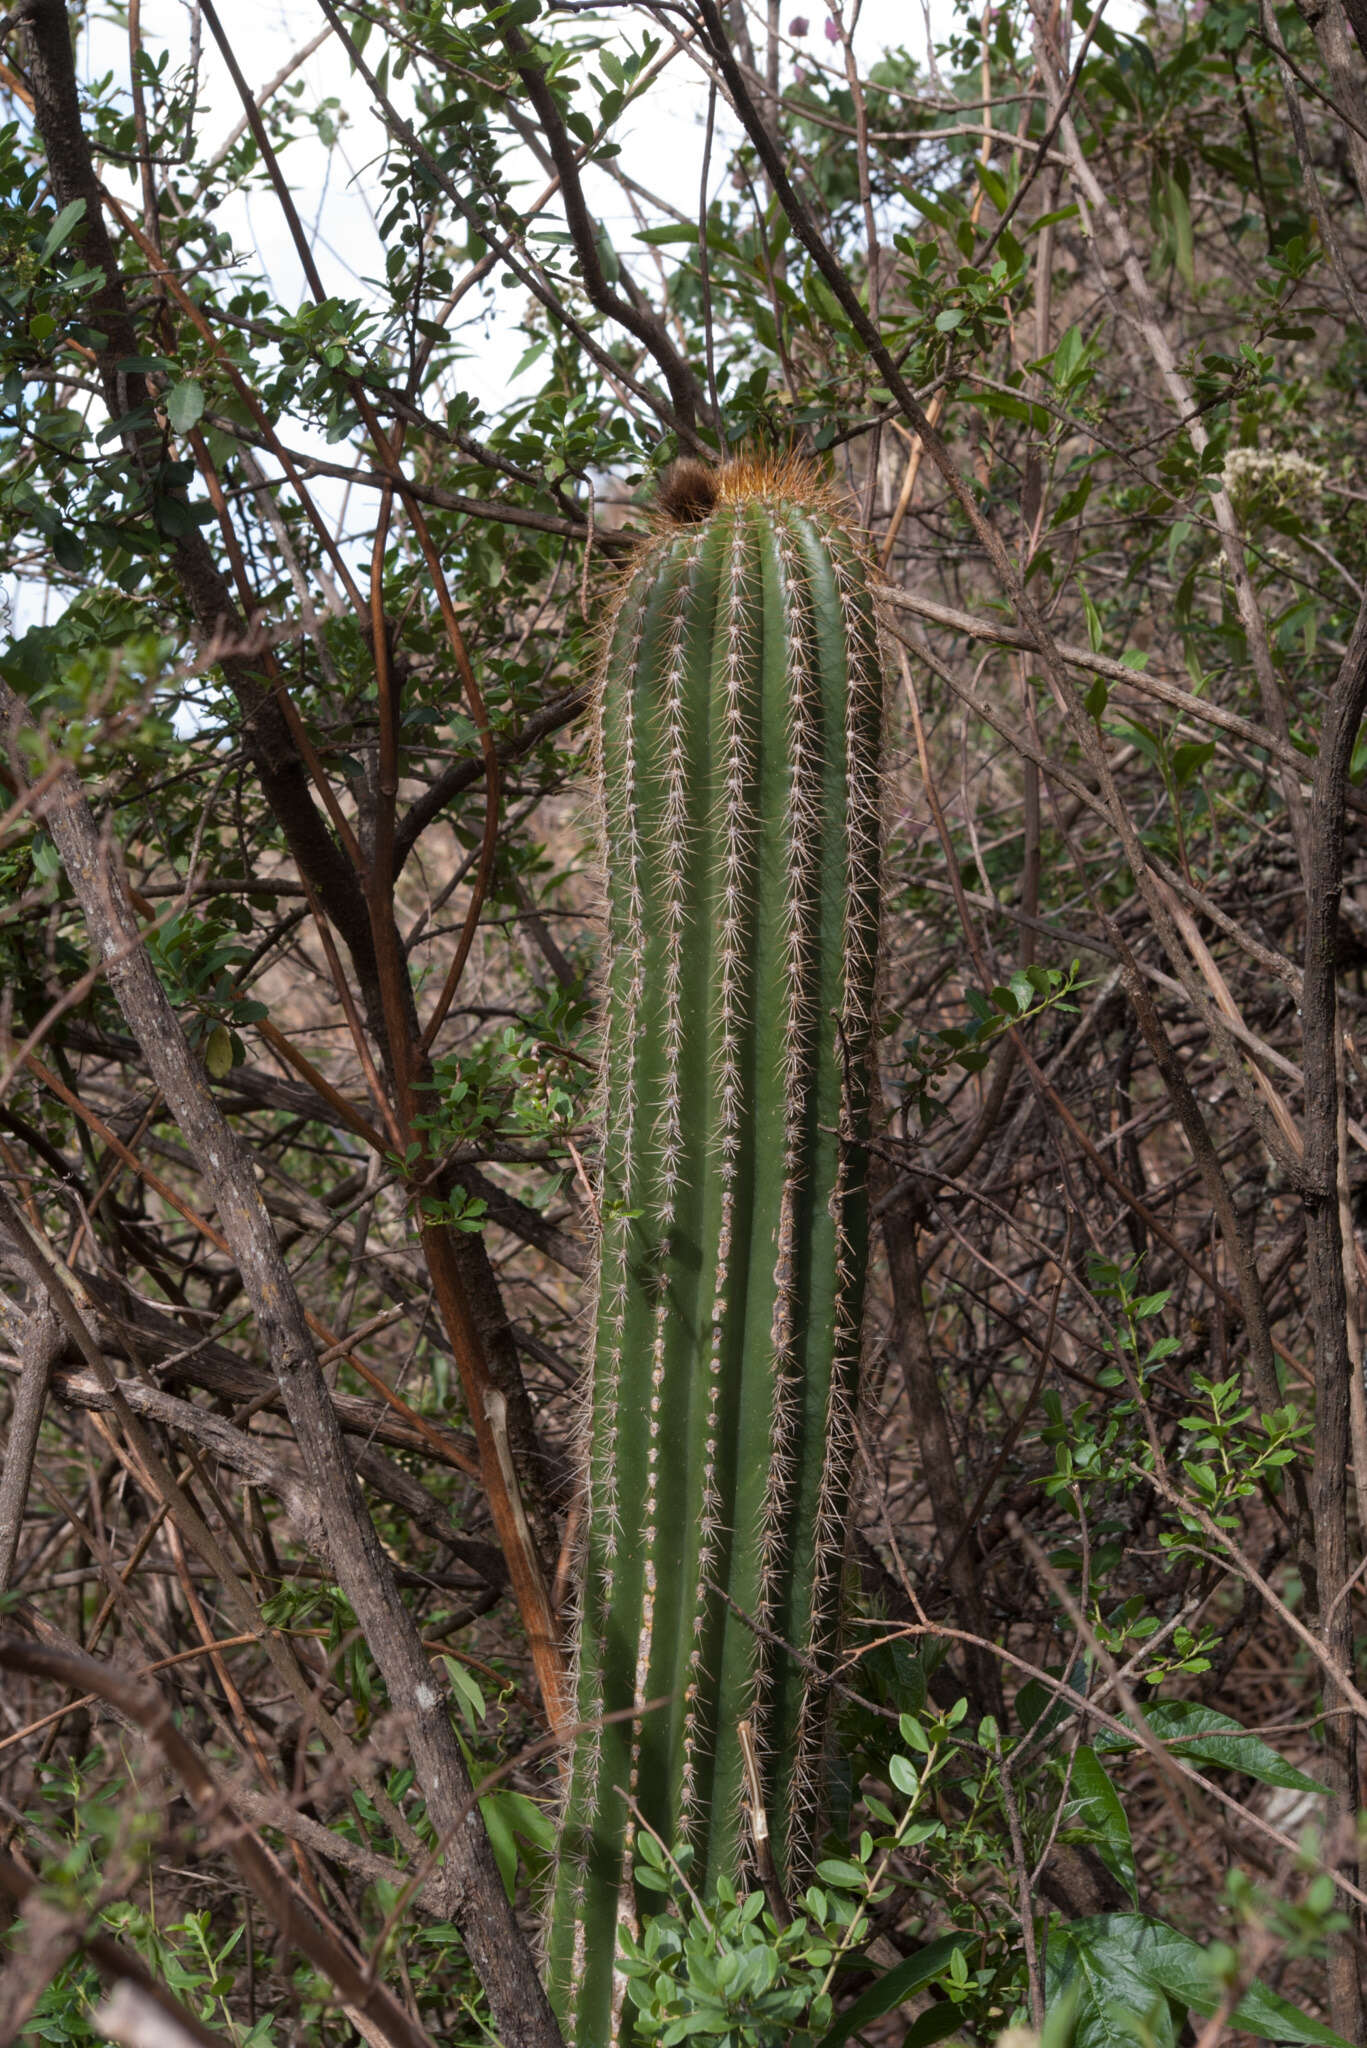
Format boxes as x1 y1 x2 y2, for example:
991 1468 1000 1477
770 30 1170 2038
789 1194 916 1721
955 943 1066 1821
549 454 883 2041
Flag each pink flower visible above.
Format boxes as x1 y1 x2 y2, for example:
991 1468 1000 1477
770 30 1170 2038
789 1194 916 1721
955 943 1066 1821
789 14 809 32
824 15 840 41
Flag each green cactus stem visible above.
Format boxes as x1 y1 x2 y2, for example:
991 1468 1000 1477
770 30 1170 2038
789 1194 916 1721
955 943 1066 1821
549 453 883 2042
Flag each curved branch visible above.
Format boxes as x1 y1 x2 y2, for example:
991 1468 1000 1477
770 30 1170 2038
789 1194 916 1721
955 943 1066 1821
501 20 708 438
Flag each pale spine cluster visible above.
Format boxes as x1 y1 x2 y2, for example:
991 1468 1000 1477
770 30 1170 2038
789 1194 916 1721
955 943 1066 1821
548 463 883 2046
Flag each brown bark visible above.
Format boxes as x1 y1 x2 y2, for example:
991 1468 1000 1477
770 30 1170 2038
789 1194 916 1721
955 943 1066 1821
0 1304 60 1591
1291 0 1367 199
1300 592 1367 2044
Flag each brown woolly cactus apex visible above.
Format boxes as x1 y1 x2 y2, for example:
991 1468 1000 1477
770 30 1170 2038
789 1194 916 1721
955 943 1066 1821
549 453 883 2041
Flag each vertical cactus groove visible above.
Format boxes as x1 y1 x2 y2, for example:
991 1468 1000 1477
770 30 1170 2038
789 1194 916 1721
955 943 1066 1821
550 455 883 2042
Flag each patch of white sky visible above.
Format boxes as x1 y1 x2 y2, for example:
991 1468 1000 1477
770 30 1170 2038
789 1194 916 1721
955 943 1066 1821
14 0 1142 637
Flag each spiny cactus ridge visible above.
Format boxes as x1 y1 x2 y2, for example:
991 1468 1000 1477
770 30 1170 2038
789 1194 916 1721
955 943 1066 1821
549 453 883 2042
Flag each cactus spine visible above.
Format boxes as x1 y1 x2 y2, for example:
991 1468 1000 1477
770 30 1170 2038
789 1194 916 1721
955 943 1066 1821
550 455 882 2042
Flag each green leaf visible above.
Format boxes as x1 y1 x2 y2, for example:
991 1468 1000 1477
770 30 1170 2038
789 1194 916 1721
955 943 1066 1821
153 496 196 538
808 273 849 330
1045 1917 1182 2048
1092 1701 1326 1794
1166 170 1195 292
51 525 85 574
814 1936 976 2048
976 163 1009 212
439 1653 486 1733
594 226 621 284
635 222 742 260
635 222 699 245
1172 740 1215 788
1150 1931 1350 2045
906 189 954 230
888 1752 919 1796
509 338 547 379
1081 585 1104 654
1042 1985 1081 2048
959 388 1052 430
479 1786 553 1899
1107 716 1160 768
165 381 205 433
1030 204 1080 235
40 198 86 264
1047 1915 1351 2047
1053 324 1085 386
1015 1675 1074 1742
900 2004 965 2047
1063 1748 1137 1902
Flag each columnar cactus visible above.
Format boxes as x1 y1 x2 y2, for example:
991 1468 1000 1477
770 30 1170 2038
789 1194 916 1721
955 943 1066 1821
549 453 883 2042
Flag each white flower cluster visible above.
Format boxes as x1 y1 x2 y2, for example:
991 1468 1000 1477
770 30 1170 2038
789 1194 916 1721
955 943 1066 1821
1221 445 1327 521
